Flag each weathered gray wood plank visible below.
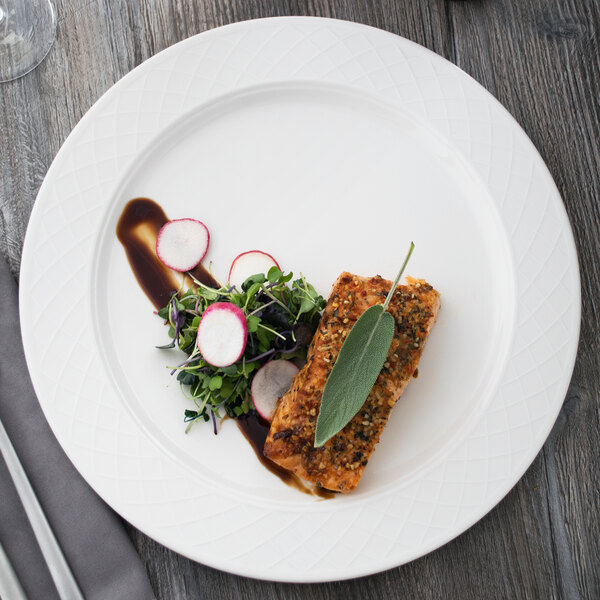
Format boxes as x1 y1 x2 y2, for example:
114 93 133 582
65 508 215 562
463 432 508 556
1 0 598 598
447 1 600 598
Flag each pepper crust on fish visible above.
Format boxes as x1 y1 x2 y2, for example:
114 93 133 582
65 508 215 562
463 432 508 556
263 272 440 493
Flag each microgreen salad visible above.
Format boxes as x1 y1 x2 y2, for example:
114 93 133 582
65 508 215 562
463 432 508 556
157 266 326 432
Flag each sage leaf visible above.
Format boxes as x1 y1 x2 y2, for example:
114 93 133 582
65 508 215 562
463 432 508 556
314 242 415 447
314 305 395 447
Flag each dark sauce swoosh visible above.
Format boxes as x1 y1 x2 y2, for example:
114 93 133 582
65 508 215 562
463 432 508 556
116 197 333 499
116 198 217 309
237 413 335 499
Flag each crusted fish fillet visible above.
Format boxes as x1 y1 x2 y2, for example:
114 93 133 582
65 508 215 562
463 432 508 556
263 272 440 493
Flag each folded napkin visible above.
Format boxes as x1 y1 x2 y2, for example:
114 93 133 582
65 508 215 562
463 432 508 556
0 256 154 599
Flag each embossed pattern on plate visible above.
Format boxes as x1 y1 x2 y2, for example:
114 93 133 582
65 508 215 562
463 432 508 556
19 18 580 581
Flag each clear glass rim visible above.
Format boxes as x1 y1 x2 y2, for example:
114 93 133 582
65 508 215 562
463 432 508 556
0 0 57 83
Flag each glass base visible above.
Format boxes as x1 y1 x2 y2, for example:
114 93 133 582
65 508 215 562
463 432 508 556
0 0 57 82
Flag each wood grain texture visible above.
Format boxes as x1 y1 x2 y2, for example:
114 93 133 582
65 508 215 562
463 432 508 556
1 0 598 598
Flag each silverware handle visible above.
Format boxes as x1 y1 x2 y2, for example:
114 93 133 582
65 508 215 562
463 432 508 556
0 418 84 600
0 538 27 600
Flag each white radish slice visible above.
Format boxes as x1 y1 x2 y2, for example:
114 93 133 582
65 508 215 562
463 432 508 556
251 360 300 422
196 302 247 367
228 250 279 289
156 218 210 272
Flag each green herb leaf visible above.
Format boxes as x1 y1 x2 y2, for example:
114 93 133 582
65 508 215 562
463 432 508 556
314 305 394 447
242 273 266 291
219 380 235 399
314 242 415 447
267 266 282 283
202 288 219 301
255 326 273 347
209 375 223 390
246 315 261 333
245 282 262 300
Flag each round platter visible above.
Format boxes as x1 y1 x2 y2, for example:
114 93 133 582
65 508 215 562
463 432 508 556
19 17 580 582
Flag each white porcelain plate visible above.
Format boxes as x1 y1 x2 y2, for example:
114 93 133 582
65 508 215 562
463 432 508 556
20 18 580 582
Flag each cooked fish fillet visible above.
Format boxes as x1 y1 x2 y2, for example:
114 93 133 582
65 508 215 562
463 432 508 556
263 272 440 493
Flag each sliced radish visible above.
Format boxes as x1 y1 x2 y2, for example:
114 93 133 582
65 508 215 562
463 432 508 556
196 302 247 367
251 360 300 422
156 218 210 272
228 250 279 289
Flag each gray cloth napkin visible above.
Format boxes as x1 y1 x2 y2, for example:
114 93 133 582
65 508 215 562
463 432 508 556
0 256 154 599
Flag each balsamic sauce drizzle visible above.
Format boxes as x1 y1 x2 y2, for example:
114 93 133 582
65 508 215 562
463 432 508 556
116 198 217 309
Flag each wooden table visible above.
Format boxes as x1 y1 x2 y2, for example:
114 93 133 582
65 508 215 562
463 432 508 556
2 1 598 598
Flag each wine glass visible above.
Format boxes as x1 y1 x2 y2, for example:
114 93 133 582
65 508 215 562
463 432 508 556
0 0 56 82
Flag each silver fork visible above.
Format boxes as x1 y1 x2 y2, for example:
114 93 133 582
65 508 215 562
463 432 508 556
0 418 84 600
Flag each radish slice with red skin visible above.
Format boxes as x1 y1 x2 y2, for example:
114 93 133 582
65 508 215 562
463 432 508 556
251 360 300 422
196 302 247 367
228 250 279 289
156 218 210 272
